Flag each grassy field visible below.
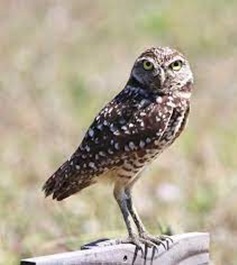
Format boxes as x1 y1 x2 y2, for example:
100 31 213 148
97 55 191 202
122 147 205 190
0 1 237 264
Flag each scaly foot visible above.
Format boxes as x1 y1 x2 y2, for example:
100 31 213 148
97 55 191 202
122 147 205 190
116 234 163 255
139 232 173 250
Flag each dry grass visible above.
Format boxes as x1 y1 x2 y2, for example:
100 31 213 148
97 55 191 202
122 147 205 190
0 1 237 264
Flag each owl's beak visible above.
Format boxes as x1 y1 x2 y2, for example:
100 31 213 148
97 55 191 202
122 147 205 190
154 67 165 90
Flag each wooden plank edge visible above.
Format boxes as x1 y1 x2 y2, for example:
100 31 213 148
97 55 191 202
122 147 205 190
20 232 210 265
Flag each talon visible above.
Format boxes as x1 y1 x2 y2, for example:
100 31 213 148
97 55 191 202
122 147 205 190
132 238 144 255
159 235 173 250
139 232 173 250
139 237 158 249
115 233 173 258
118 236 144 255
160 234 173 241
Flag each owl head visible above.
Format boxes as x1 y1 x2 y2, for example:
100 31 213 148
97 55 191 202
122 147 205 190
130 47 194 96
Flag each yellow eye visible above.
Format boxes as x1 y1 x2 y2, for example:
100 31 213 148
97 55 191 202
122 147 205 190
170 60 183 71
143 60 154 71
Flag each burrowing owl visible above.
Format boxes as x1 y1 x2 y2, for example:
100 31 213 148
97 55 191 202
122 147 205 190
43 47 193 248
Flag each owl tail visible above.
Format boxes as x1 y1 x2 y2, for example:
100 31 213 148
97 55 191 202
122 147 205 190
42 160 92 201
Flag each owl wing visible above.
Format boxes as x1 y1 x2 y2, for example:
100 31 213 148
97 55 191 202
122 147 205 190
43 91 173 200
71 89 173 160
70 93 174 174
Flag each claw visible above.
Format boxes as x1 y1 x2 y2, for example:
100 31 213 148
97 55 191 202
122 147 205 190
117 236 144 256
160 235 173 250
160 234 174 242
116 235 161 257
159 235 174 249
139 237 160 254
139 232 173 250
115 233 173 259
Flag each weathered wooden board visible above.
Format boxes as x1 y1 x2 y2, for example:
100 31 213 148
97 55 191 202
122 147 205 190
20 232 209 265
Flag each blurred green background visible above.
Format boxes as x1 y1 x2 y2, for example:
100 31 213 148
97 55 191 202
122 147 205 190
0 0 237 264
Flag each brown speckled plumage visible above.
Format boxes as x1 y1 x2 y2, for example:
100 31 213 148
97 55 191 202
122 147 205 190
43 46 194 247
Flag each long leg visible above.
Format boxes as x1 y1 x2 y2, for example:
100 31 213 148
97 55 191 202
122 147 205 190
113 182 159 250
124 172 147 235
124 187 147 236
125 178 172 249
113 183 136 238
